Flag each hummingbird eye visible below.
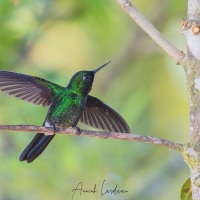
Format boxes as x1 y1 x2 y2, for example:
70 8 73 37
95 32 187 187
83 76 88 81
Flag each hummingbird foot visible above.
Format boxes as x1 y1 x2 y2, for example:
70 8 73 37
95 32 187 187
45 121 57 133
52 124 58 132
74 127 82 135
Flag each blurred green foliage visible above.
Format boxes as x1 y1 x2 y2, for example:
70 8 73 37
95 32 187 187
0 0 188 199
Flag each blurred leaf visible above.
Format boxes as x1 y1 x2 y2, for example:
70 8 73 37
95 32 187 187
181 178 192 200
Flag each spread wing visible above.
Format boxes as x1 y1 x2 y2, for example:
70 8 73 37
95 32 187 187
80 96 130 133
0 71 64 106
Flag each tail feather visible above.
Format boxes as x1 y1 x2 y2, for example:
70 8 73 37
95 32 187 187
19 133 55 163
19 133 43 161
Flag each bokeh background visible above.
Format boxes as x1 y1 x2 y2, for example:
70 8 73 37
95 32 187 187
0 0 188 200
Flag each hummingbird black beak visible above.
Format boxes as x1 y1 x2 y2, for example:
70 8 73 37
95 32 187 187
93 61 111 74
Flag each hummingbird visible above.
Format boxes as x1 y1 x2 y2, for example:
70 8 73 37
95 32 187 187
0 61 130 163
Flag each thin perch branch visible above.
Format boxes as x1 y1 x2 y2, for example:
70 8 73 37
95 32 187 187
117 0 185 64
0 124 184 152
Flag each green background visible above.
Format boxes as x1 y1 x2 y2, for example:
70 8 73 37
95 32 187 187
0 0 188 199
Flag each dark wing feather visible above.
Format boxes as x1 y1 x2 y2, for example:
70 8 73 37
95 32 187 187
80 96 130 133
0 71 64 106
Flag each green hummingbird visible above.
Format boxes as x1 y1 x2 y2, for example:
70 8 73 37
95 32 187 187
0 61 130 163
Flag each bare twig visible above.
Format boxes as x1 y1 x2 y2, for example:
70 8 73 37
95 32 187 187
116 0 186 64
0 124 184 152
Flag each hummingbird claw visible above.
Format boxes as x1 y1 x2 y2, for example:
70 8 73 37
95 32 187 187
75 127 81 135
52 124 58 133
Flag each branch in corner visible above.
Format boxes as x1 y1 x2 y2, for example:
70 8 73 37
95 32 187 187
0 124 184 153
116 0 185 64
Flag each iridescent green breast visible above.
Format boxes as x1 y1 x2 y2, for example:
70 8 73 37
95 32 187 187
46 89 87 127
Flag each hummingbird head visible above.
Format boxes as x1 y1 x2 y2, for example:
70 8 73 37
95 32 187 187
67 61 111 96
